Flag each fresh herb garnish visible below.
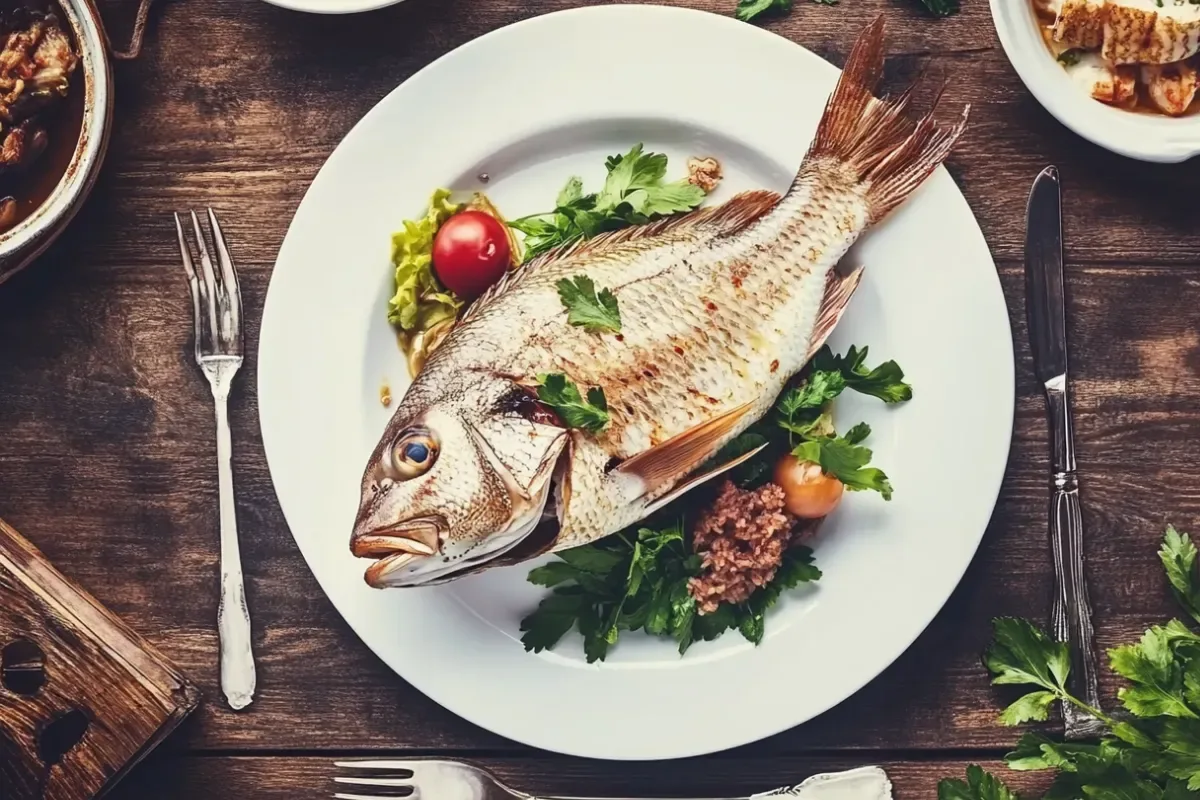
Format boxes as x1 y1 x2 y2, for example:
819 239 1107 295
1057 49 1085 67
812 344 913 403
556 275 621 333
938 526 1200 798
735 0 794 23
509 144 705 262
535 373 610 433
916 0 961 16
520 522 819 662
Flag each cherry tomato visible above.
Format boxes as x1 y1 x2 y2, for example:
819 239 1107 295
431 210 511 300
773 454 844 519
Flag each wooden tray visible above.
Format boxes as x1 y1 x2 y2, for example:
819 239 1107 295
0 518 200 799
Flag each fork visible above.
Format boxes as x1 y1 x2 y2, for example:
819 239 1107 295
174 208 256 711
332 759 873 799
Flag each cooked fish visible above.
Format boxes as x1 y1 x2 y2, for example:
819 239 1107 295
350 17 969 588
1050 0 1200 65
1063 49 1138 105
1142 60 1199 115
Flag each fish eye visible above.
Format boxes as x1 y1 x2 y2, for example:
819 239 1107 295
388 429 439 480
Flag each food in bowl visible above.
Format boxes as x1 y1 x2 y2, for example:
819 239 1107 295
1033 0 1200 117
0 2 80 234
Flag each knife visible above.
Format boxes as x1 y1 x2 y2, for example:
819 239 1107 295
1024 166 1106 740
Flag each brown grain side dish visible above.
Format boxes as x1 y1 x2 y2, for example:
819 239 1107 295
688 480 820 614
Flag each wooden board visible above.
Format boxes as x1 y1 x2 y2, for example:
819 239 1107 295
0 519 200 799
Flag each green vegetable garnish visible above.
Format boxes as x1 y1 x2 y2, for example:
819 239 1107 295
938 526 1200 798
916 0 960 16
520 522 820 662
1057 49 1085 67
387 188 463 332
535 373 610 433
812 344 913 404
735 0 794 22
509 144 705 262
556 274 621 333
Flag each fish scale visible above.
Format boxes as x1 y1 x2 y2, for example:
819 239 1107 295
350 16 970 587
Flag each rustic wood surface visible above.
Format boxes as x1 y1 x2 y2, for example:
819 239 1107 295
0 519 199 799
0 0 1196 796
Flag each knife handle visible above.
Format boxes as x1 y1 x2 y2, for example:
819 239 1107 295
1048 474 1106 739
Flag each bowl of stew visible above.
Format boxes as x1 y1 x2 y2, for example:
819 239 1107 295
0 0 111 285
991 0 1200 163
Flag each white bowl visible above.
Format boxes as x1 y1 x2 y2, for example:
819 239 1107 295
990 0 1200 163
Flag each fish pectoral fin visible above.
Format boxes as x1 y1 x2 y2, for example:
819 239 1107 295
614 400 756 499
806 265 865 361
640 441 770 518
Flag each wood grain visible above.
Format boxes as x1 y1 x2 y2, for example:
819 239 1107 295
0 0 1197 792
0 519 200 799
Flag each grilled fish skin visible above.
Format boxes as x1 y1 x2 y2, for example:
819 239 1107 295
1047 0 1200 65
351 16 969 589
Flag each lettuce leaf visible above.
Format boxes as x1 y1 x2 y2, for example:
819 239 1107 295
387 188 463 332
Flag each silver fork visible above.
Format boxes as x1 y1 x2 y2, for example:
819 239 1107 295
175 208 256 711
332 759 868 799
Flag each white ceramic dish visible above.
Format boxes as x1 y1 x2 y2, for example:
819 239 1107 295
260 0 403 14
259 5 1015 760
991 0 1200 163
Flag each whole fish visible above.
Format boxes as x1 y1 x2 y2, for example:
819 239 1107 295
352 17 968 588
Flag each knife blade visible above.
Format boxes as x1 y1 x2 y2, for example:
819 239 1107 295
1024 166 1106 739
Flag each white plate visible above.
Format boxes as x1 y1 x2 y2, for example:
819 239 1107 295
990 0 1200 163
260 0 403 14
259 5 1014 760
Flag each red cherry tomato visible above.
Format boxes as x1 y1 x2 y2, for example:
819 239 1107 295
431 210 511 300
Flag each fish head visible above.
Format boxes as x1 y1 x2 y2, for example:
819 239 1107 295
351 377 569 587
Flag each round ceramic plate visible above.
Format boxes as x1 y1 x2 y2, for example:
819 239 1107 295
259 0 403 14
259 5 1014 761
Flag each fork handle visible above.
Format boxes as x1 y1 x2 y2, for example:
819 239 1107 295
213 379 256 711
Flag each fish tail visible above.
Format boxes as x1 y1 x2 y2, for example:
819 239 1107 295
803 15 970 223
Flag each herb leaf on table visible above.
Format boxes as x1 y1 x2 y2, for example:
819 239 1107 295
940 526 1200 797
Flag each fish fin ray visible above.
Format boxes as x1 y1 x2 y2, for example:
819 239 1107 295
805 266 864 361
799 14 968 222
614 400 756 498
641 442 769 517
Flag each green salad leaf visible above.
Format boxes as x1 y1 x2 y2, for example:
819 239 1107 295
387 188 463 332
915 0 961 16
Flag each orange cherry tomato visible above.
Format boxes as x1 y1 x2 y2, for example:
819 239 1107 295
773 454 844 519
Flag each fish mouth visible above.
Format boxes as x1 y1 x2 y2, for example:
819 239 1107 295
351 517 445 588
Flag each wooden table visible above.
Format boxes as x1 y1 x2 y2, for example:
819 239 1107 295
2 0 1197 796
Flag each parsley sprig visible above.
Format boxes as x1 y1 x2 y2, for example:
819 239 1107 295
939 526 1200 799
509 144 705 262
535 374 609 433
556 275 621 333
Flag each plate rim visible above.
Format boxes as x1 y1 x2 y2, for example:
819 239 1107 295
258 3 1016 760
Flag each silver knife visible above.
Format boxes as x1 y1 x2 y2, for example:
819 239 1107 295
1024 166 1105 740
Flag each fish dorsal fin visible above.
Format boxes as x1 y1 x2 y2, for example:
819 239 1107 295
459 191 782 324
614 400 756 499
806 266 864 361
640 441 770 518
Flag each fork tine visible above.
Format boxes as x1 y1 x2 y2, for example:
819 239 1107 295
206 208 243 354
334 776 415 787
174 213 203 363
189 210 222 354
